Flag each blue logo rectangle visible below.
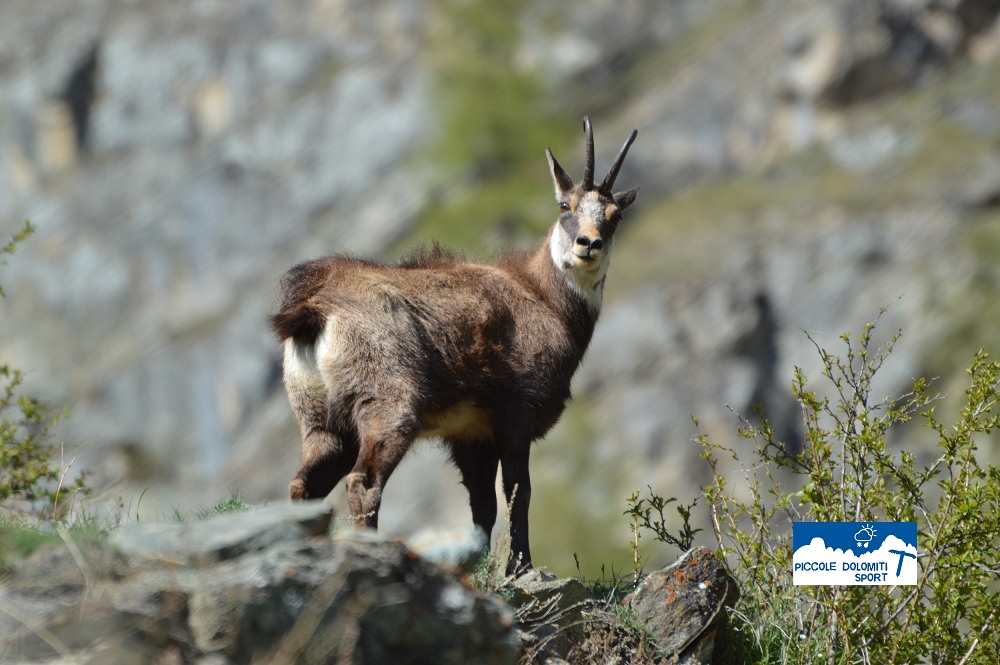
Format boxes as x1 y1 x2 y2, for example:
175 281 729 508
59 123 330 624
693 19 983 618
793 522 917 585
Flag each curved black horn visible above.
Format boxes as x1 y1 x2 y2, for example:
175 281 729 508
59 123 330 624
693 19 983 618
601 129 638 193
581 116 595 190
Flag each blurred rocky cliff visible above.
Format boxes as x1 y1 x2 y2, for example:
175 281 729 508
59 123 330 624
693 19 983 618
1 0 999 574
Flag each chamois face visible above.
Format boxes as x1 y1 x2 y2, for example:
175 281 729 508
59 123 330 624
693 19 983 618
546 117 639 310
548 189 621 296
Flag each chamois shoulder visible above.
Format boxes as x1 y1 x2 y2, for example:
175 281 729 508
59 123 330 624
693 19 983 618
394 242 465 269
493 240 567 302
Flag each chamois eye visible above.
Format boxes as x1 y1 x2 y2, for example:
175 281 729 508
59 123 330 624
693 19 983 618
559 201 570 213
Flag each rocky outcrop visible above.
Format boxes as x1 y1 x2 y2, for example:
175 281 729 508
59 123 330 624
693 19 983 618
0 503 517 665
0 505 739 665
511 569 594 663
509 549 740 664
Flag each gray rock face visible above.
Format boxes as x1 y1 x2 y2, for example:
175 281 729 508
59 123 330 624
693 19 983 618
0 0 435 515
0 504 518 665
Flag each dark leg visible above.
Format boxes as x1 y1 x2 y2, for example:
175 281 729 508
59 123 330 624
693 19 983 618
282 344 360 501
289 428 358 500
345 410 417 529
451 444 499 542
500 445 533 575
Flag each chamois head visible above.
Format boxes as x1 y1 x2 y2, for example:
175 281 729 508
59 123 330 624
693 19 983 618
546 116 639 308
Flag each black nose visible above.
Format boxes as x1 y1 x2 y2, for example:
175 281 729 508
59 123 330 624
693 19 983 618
576 236 604 251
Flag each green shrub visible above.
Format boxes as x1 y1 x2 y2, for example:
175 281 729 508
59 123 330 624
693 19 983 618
624 487 700 582
1 222 87 516
0 365 63 502
695 311 1000 664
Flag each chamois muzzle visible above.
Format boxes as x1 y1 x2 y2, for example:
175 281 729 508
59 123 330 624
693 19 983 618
575 235 604 252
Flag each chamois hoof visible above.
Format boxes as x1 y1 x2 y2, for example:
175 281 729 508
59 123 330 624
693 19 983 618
289 478 308 501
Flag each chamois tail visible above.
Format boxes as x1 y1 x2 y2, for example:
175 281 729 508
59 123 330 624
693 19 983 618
270 258 335 342
270 303 326 343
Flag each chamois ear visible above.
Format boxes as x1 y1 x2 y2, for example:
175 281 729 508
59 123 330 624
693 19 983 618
546 147 575 200
614 187 640 212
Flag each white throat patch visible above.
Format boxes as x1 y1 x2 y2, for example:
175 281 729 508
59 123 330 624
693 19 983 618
549 222 609 313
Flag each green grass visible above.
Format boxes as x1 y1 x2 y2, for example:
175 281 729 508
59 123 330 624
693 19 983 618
388 0 580 258
0 488 256 576
391 172 558 256
528 396 657 579
924 210 1000 389
0 513 107 575
621 1 763 94
194 486 253 519
0 517 64 573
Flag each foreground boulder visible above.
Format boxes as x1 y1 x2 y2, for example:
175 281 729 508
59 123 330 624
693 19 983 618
628 547 740 664
0 503 517 664
507 548 739 664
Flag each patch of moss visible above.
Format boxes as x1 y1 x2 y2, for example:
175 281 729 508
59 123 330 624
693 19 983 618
530 397 652 579
926 210 1000 377
392 0 576 257
621 1 761 91
0 522 58 574
397 173 556 256
614 95 998 290
0 515 106 575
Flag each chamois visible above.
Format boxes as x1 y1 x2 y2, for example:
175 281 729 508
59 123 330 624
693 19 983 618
271 116 639 573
